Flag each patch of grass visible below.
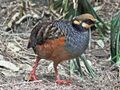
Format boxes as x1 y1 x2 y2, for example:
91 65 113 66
111 11 120 64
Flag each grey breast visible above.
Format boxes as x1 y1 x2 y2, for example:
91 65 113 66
65 29 90 56
53 20 90 56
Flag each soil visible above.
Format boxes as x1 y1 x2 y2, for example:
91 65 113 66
0 0 120 90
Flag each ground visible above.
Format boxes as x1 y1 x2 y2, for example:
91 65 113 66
0 0 120 90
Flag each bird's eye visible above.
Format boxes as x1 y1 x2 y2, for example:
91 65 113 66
83 19 95 25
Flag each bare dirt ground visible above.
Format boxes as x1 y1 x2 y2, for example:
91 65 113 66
0 0 120 90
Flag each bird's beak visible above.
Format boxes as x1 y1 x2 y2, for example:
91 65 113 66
91 18 98 24
93 19 99 24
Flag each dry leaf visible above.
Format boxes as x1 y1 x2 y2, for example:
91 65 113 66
0 61 19 71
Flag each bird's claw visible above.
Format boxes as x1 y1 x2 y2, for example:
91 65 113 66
55 80 71 85
27 73 38 81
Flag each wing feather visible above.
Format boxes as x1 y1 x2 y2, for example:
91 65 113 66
27 20 66 49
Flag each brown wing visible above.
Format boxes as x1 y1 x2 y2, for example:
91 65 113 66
27 20 65 49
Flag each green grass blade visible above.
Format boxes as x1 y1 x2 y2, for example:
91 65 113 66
111 11 120 64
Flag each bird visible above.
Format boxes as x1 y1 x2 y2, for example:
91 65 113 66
27 13 96 84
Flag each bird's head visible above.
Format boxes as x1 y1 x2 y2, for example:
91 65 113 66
72 13 96 30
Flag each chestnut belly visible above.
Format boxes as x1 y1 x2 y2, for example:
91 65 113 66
35 37 80 63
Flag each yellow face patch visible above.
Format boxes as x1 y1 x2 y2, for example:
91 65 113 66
77 14 96 22
73 20 81 25
82 22 94 29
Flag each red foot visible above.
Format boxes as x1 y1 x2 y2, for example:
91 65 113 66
55 80 71 85
27 73 38 81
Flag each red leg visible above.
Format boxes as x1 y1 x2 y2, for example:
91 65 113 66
27 56 40 81
46 67 50 79
54 63 71 85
